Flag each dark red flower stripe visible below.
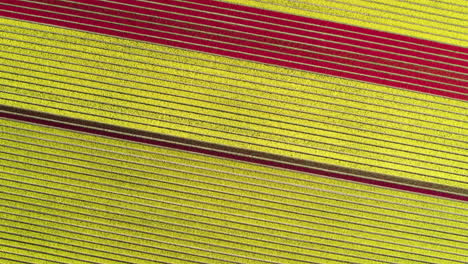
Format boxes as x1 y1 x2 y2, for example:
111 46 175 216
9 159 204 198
21 0 468 82
2 108 467 202
0 0 467 101
141 0 468 63
44 0 468 67
181 0 468 57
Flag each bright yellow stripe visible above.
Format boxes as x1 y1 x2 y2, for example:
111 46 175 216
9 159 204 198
1 18 465 110
218 0 468 47
421 0 468 13
0 17 467 190
369 0 467 20
1 118 468 264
